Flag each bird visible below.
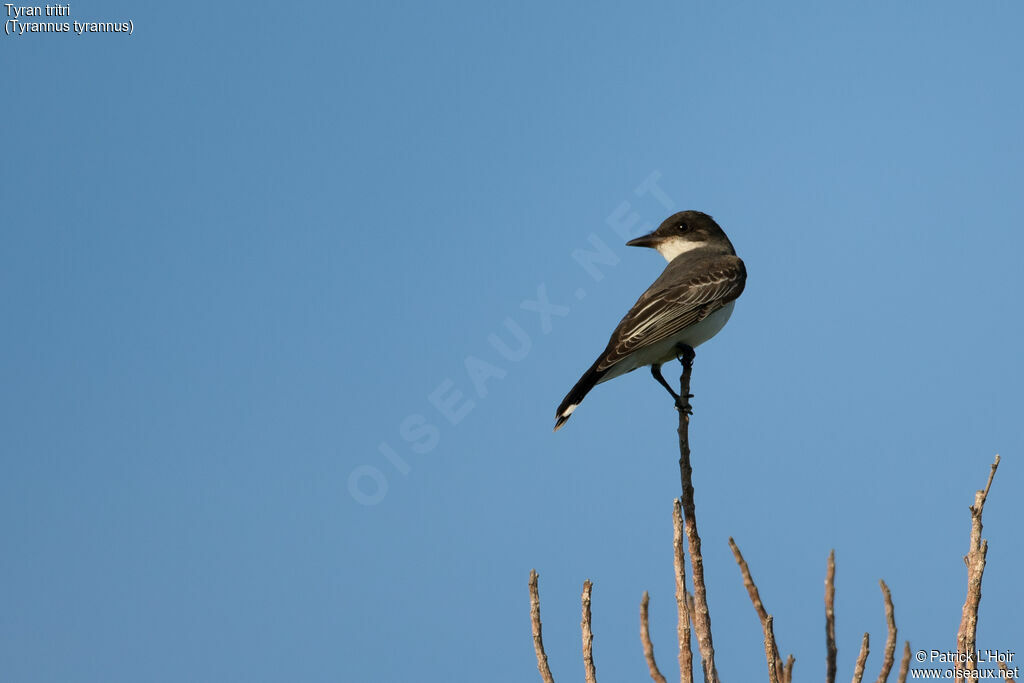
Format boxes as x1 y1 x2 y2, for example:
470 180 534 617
554 210 746 431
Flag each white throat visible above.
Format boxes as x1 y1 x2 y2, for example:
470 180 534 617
655 237 706 262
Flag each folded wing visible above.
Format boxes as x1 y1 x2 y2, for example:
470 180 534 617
596 257 746 372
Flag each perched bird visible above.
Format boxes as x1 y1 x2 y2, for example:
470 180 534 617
554 211 746 431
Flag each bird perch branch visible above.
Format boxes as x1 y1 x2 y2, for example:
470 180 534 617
676 348 719 683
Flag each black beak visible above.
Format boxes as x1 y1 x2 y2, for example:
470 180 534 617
626 231 661 248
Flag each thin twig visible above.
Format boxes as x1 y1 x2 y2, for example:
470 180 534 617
728 536 769 619
641 592 668 683
582 580 597 683
763 615 779 683
529 569 556 683
676 350 718 683
826 550 838 683
876 580 898 683
673 500 694 683
783 655 795 683
956 455 1000 671
852 633 870 683
896 641 911 683
729 537 783 683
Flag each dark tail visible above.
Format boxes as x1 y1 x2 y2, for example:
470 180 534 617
554 362 606 432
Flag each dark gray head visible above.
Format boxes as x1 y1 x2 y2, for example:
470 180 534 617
626 210 735 261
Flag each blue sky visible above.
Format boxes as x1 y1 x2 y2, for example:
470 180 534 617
2 2 1022 681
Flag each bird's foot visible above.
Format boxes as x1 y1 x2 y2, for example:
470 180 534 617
675 393 694 415
675 344 696 367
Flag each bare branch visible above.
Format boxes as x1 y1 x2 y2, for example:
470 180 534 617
876 580 897 683
582 580 597 683
676 350 719 683
897 642 911 683
763 615 779 683
641 592 668 683
826 550 838 683
783 655 795 683
729 537 783 682
673 500 694 683
956 455 1001 670
852 633 870 683
529 569 556 683
728 537 769 622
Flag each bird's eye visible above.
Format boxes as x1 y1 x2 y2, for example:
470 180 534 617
677 222 690 232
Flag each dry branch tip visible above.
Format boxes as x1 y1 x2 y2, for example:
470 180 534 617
529 569 556 683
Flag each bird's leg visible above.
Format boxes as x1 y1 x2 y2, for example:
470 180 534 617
674 344 695 415
651 363 690 413
651 363 680 401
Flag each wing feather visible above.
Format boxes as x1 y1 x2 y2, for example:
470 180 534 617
595 259 746 371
